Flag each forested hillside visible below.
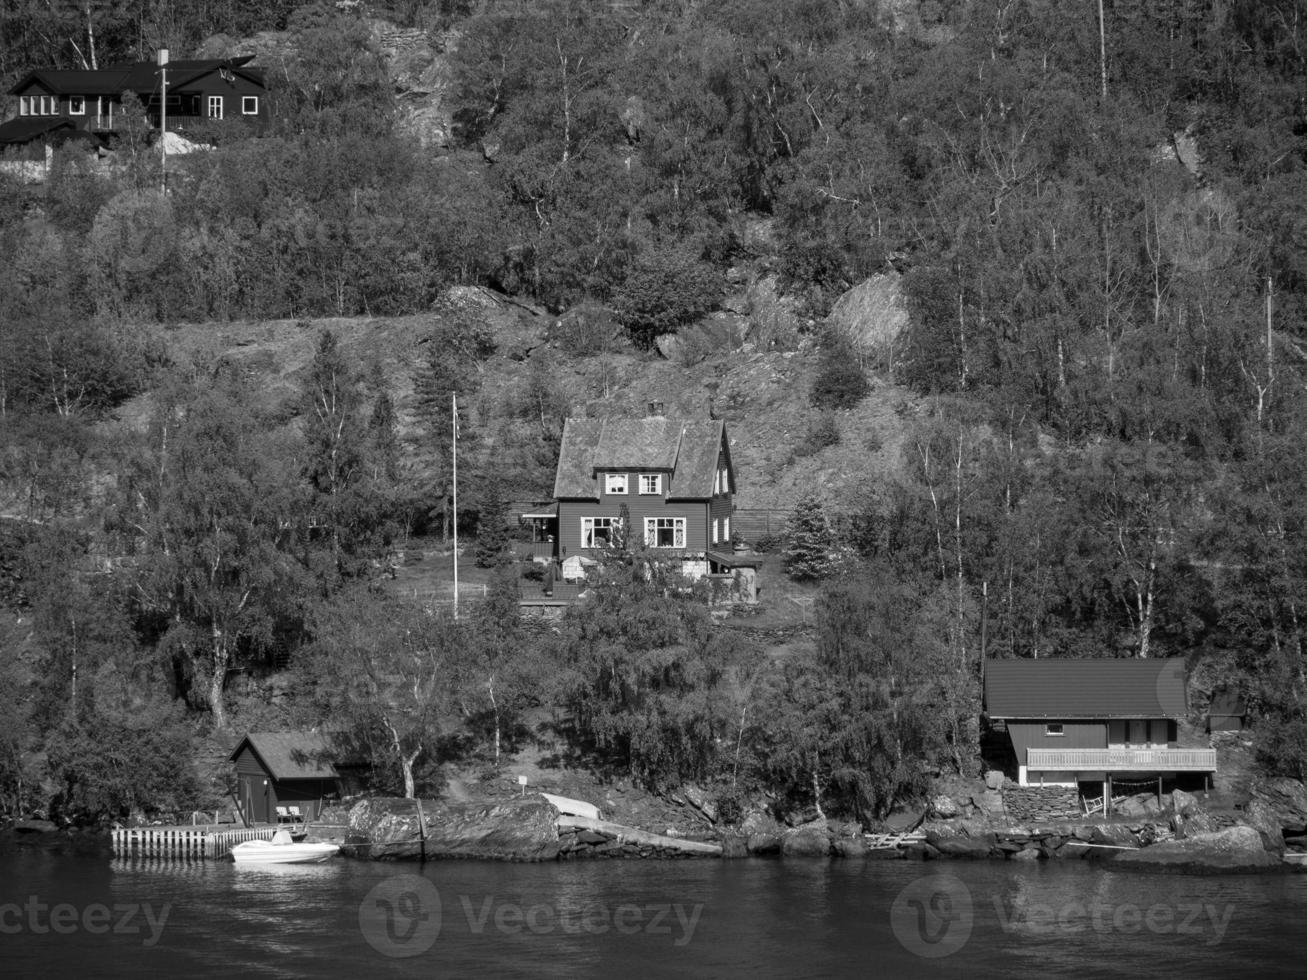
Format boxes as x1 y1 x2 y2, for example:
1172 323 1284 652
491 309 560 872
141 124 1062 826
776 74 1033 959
3 0 1307 827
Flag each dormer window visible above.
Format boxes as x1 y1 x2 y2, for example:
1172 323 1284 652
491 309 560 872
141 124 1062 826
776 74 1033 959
604 473 628 495
1044 723 1064 737
639 474 661 495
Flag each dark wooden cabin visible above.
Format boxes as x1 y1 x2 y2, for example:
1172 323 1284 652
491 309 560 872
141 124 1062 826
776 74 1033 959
228 731 343 825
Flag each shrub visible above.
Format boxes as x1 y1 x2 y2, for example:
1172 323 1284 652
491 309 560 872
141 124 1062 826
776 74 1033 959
811 324 870 410
795 411 840 456
612 245 723 346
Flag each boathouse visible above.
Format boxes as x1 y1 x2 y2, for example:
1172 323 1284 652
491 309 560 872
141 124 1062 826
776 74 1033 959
984 658 1217 792
228 731 344 825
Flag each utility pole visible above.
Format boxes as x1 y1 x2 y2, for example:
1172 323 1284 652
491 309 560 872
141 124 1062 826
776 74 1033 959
452 391 459 620
158 48 169 193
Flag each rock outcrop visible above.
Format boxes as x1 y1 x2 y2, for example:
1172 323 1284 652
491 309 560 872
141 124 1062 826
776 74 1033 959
316 796 562 862
1110 825 1280 873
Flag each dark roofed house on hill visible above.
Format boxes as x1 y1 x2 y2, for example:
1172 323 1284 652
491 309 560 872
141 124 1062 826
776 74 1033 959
228 731 349 826
984 658 1217 804
0 53 267 155
537 410 758 602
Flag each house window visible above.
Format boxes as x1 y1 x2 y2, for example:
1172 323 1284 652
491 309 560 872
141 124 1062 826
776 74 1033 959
639 474 661 495
242 96 259 115
68 96 85 115
1044 723 1064 737
715 467 729 494
645 517 686 549
97 97 113 127
207 95 224 119
712 519 719 545
604 473 627 495
723 515 730 542
42 95 57 115
581 517 619 549
19 96 29 116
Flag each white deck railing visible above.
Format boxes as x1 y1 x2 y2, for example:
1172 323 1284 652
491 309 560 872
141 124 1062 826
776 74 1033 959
1026 747 1217 772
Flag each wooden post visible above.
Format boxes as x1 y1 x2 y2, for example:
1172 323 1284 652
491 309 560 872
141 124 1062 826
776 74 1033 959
1106 773 1112 816
414 797 428 863
1157 775 1162 809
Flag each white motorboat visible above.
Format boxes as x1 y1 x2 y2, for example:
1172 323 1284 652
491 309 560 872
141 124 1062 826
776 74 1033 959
230 829 339 864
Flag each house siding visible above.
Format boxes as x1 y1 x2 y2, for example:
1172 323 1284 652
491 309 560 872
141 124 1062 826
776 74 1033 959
558 494 710 557
1008 720 1107 758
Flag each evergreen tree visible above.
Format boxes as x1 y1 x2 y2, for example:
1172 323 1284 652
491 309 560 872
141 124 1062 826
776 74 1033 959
783 492 839 581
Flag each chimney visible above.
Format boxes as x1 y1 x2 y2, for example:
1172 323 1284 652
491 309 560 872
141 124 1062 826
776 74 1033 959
647 400 665 417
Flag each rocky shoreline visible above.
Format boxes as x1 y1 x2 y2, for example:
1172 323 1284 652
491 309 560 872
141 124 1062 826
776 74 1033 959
301 775 1307 874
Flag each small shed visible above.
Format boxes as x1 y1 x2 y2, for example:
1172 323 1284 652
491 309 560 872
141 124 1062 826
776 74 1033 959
1207 688 1246 733
228 731 342 825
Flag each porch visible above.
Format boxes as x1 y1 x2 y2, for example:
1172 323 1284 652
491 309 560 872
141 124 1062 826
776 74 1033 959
1026 747 1217 773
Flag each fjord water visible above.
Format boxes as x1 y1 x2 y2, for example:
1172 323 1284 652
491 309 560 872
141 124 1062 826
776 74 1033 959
3 847 1304 979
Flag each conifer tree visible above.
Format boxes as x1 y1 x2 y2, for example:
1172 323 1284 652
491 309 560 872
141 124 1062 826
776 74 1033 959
783 492 838 581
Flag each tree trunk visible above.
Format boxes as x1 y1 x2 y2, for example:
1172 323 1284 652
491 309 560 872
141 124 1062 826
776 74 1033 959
209 634 230 731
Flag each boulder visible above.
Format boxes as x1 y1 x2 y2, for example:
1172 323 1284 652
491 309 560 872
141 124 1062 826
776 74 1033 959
1116 793 1162 818
747 832 782 855
1058 841 1091 859
719 832 750 859
928 794 961 819
1172 811 1218 839
1112 825 1279 873
984 770 1006 791
1170 789 1202 816
781 821 832 857
1250 777 1307 834
972 791 1005 815
1090 824 1139 847
882 808 922 832
902 841 941 860
340 796 561 862
1242 799 1287 854
833 836 868 858
1010 847 1041 862
931 837 995 859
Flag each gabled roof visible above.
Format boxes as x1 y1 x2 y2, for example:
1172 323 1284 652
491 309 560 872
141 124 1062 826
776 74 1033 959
9 57 263 98
228 731 339 780
553 418 730 500
984 658 1188 719
0 116 78 145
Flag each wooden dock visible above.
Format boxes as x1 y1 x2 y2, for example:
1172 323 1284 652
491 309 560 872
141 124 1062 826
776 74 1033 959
111 824 285 859
862 831 927 849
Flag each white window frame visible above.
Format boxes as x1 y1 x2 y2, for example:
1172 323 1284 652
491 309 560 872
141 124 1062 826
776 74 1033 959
242 95 259 115
723 515 730 542
644 517 686 549
1044 723 1064 737
581 517 618 549
44 95 57 115
604 472 628 495
639 473 661 495
207 95 224 119
68 95 85 115
19 96 29 116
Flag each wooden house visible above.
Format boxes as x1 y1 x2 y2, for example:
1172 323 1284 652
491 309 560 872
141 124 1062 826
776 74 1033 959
548 412 754 587
228 731 344 825
984 658 1216 792
0 55 266 152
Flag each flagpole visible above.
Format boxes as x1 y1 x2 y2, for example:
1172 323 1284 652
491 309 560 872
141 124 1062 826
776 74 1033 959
452 390 458 620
